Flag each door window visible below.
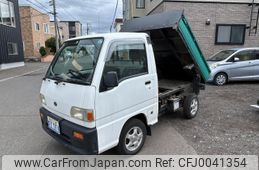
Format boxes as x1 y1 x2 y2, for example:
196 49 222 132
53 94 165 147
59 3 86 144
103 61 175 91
103 41 148 82
233 51 254 62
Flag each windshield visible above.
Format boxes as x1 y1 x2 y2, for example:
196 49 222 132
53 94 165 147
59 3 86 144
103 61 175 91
208 50 236 62
46 38 104 85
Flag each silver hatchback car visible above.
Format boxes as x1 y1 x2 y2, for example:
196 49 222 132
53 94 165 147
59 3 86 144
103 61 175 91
207 48 259 85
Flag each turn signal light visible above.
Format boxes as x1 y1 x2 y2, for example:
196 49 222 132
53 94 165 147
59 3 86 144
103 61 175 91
87 111 94 122
73 131 84 141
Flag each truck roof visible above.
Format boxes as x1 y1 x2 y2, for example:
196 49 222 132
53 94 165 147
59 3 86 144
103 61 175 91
66 32 148 42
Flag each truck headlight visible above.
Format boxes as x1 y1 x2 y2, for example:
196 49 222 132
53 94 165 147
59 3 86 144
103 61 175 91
70 107 94 122
40 94 46 105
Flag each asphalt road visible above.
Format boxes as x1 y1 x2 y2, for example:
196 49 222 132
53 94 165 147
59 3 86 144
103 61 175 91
0 63 258 160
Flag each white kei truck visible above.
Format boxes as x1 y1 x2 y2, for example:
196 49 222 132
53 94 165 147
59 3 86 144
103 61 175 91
39 11 210 155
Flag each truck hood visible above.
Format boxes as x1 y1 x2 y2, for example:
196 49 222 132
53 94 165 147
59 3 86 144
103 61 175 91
40 79 96 128
121 10 211 82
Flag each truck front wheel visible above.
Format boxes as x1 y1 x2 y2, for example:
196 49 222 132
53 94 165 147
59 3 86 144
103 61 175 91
116 119 147 155
183 95 199 119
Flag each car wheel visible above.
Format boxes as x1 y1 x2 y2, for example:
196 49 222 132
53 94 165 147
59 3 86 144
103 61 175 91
116 119 146 155
214 73 227 86
183 95 199 119
257 100 259 105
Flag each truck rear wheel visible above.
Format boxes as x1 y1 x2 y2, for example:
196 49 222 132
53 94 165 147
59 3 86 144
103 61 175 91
116 119 147 155
183 95 199 119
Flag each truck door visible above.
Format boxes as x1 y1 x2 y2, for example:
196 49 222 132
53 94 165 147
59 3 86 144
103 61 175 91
95 40 157 152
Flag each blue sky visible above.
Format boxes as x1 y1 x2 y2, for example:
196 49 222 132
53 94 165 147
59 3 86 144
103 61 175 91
18 0 123 34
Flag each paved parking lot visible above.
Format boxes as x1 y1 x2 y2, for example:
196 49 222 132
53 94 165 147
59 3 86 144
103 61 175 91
0 63 258 160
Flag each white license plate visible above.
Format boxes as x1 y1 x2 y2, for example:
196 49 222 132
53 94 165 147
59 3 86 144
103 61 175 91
47 116 60 134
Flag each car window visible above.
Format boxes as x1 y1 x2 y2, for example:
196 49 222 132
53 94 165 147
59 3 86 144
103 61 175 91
103 41 148 82
255 50 259 60
233 50 254 61
208 50 236 61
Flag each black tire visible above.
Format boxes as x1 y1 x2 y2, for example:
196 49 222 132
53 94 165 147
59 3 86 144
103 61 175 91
183 95 199 119
214 73 227 86
116 119 147 155
257 100 259 105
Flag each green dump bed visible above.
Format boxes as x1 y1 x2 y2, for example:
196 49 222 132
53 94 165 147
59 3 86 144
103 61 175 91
121 10 211 82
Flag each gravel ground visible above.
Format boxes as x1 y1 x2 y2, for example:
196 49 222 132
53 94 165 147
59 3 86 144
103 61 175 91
163 81 259 155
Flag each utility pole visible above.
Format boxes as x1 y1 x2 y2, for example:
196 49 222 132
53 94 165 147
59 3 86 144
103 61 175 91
86 23 90 35
49 0 59 50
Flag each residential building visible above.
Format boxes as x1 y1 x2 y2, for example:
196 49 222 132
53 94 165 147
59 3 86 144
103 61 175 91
19 5 52 59
114 18 123 32
123 0 259 58
0 0 24 70
50 21 82 42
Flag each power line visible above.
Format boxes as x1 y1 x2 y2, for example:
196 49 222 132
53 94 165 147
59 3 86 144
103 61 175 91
58 6 78 21
33 0 50 10
110 0 119 32
25 0 51 14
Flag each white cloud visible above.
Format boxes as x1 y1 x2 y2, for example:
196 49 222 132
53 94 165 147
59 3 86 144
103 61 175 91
18 0 123 34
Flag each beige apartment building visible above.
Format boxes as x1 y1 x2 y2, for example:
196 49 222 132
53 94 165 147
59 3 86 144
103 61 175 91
123 0 259 57
19 5 52 59
50 21 82 42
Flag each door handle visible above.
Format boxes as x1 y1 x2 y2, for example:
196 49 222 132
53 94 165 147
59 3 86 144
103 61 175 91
145 81 151 85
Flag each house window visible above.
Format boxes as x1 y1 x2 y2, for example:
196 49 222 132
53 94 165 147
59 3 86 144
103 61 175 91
35 23 40 31
216 24 246 45
0 0 16 27
69 26 76 32
43 23 49 33
36 42 41 49
136 0 145 9
7 42 18 55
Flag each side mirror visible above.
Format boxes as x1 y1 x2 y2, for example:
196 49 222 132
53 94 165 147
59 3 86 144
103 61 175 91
234 57 240 62
103 71 118 89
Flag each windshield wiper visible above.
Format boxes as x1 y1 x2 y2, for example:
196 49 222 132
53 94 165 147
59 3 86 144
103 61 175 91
46 74 65 84
66 78 90 85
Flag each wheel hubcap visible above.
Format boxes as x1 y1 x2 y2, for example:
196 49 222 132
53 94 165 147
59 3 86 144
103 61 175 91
125 127 143 152
216 75 226 85
190 98 198 116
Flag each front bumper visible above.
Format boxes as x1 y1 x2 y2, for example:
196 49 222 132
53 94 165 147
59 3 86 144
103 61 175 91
40 107 98 154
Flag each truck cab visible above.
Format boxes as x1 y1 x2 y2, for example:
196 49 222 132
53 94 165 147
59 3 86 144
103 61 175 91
39 11 210 155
